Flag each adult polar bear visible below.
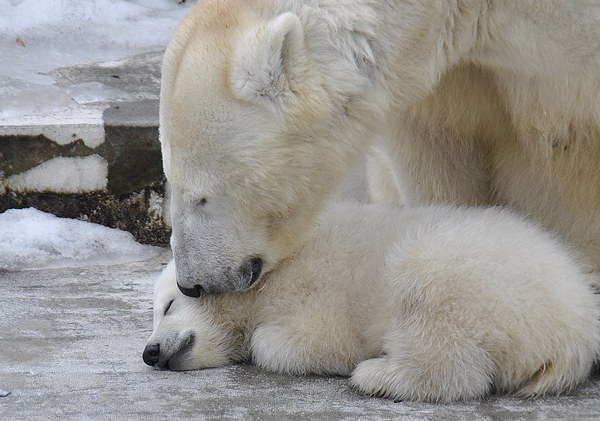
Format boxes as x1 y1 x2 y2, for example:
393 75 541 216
160 0 600 295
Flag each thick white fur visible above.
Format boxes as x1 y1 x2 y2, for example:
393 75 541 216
160 0 600 292
145 203 600 402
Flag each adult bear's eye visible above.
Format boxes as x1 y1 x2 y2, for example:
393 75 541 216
193 197 208 211
164 299 174 316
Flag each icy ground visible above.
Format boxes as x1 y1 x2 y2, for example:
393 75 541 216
0 208 162 270
0 0 193 120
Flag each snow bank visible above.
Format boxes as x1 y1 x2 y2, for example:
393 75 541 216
0 208 162 270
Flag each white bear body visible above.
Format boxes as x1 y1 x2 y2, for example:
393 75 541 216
160 0 600 293
144 203 600 402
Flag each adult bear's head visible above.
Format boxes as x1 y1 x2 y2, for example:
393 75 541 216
160 0 376 294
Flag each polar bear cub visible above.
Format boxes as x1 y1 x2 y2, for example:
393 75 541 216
143 202 600 402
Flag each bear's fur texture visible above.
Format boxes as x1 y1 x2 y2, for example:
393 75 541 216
160 0 600 294
144 202 600 402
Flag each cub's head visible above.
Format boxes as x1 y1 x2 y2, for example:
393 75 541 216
142 261 245 370
160 0 372 295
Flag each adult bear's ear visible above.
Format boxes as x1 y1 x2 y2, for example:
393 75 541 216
231 13 308 109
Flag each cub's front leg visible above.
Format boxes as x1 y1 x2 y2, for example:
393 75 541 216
249 310 369 377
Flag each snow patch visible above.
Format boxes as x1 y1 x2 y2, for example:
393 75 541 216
0 208 162 270
2 155 108 194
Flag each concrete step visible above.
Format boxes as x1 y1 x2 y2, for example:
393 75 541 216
0 52 170 245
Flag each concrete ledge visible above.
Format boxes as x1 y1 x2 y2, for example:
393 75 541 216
0 53 170 245
0 181 170 246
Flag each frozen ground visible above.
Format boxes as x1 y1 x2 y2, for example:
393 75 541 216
0 0 192 121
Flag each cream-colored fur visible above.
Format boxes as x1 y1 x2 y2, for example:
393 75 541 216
160 0 600 293
143 202 600 402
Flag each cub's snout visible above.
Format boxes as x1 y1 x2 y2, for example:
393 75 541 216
143 261 244 371
142 343 160 366
142 332 196 370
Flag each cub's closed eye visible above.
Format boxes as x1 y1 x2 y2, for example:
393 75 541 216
164 299 174 316
199 198 207 206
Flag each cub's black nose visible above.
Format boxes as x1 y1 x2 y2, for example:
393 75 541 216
143 344 160 366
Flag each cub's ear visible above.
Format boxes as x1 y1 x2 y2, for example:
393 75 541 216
231 13 308 108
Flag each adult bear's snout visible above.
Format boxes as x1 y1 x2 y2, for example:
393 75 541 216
142 343 160 366
177 256 264 296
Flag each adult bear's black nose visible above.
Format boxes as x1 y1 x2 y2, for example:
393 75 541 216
178 283 202 297
143 344 160 366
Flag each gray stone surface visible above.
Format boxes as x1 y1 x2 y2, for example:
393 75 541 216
46 51 163 105
1 250 599 420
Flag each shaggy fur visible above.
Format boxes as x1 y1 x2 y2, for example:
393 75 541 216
160 0 600 293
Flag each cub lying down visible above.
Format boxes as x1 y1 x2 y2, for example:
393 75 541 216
143 203 600 402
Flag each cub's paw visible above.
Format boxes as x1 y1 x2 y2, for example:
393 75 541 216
352 355 493 402
351 357 405 400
